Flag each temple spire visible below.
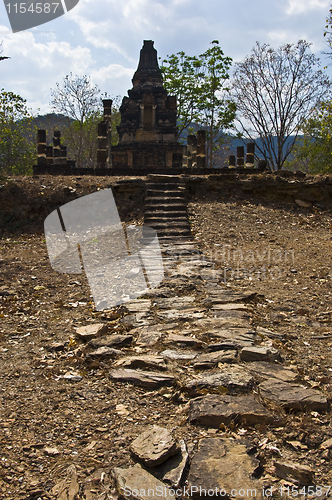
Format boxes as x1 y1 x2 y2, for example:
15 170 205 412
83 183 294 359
132 40 163 89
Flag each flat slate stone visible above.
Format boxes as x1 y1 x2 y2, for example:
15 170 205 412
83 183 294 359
206 342 240 352
109 369 175 389
204 291 257 304
89 334 133 349
256 327 286 341
211 307 250 317
189 394 275 427
113 355 167 371
185 365 254 395
240 346 283 363
157 309 206 321
274 461 314 485
211 303 248 310
130 426 179 467
193 350 238 369
202 328 258 348
121 313 151 328
246 361 298 382
133 323 179 347
160 349 197 361
75 323 108 341
259 378 329 412
187 438 262 499
124 299 152 312
152 439 189 488
197 317 252 330
113 464 173 500
164 333 202 349
155 297 195 309
136 331 163 347
85 346 122 360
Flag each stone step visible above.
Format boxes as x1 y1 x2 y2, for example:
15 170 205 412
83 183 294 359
145 195 187 202
144 210 188 218
145 202 187 210
147 222 191 230
155 229 192 237
145 217 189 225
147 174 184 182
146 185 186 195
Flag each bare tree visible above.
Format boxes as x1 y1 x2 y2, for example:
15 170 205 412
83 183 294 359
0 41 10 61
50 73 101 166
324 6 332 56
231 40 330 170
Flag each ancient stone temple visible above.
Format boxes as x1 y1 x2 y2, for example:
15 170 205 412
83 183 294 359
103 40 185 170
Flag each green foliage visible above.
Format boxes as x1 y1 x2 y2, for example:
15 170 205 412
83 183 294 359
290 101 332 173
160 41 235 167
195 41 236 168
160 50 202 138
0 89 36 175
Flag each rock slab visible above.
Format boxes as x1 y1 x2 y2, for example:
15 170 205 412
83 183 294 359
75 323 108 341
186 365 254 395
113 464 173 500
187 438 262 499
109 369 175 389
189 394 275 427
259 378 328 412
130 426 179 467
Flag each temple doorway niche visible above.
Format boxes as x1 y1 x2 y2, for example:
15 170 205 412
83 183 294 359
143 105 153 131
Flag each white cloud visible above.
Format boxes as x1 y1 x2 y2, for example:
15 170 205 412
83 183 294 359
286 0 329 15
1 0 332 114
1 29 94 113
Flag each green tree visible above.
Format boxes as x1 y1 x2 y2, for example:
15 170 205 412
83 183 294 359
232 40 330 170
0 89 36 174
160 41 235 167
290 101 332 173
160 51 202 139
195 41 236 168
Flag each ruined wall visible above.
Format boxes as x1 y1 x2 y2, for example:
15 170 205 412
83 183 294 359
1 172 331 235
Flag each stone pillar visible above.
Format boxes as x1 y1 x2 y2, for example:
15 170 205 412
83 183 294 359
102 99 112 167
60 146 67 163
246 142 255 167
258 159 268 170
46 146 53 165
97 122 108 168
197 130 206 168
187 134 197 168
53 131 62 164
228 155 236 168
182 145 188 168
237 146 244 167
37 129 47 165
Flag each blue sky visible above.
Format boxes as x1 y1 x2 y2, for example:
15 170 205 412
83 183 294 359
0 0 331 115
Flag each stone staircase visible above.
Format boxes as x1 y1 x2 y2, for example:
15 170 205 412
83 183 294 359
144 174 192 241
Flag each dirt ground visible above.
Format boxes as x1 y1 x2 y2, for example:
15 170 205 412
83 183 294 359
0 175 332 498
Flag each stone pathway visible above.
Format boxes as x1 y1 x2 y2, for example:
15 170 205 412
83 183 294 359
70 237 329 498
